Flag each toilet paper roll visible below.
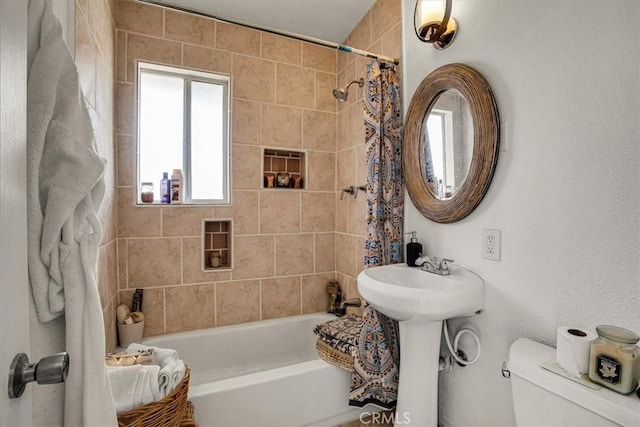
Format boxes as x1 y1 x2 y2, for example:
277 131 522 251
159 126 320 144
556 326 597 377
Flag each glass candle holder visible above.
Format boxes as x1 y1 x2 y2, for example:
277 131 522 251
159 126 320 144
588 325 640 394
140 182 154 203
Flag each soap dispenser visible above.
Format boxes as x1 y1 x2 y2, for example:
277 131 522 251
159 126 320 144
405 231 422 267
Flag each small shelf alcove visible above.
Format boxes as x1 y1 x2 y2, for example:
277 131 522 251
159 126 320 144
203 219 232 271
262 148 306 190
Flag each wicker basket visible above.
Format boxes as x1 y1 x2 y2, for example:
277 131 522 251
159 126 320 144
117 368 196 427
316 339 354 372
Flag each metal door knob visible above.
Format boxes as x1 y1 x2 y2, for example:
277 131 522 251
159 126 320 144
8 352 69 398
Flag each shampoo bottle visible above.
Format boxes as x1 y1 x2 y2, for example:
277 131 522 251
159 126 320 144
405 231 422 267
171 169 183 204
160 172 171 204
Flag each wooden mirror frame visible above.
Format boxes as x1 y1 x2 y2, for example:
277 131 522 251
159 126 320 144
404 63 500 223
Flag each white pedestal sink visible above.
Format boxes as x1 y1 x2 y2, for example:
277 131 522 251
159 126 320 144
357 263 484 427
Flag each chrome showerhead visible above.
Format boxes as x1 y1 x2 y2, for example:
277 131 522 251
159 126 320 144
332 78 364 102
332 88 348 102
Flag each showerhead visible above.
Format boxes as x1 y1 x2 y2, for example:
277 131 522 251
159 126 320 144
332 78 364 102
332 88 348 102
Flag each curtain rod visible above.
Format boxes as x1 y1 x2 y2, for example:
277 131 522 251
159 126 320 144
136 0 400 65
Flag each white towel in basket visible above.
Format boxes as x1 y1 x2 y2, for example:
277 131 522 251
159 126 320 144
126 343 179 367
125 343 186 398
107 364 161 414
158 359 186 398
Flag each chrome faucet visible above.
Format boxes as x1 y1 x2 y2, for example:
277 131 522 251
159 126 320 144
414 256 454 276
335 298 362 317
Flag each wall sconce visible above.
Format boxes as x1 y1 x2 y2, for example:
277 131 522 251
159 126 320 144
414 0 458 50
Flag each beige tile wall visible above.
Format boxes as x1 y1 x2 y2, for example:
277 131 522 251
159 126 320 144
75 0 119 351
114 0 341 337
335 0 402 307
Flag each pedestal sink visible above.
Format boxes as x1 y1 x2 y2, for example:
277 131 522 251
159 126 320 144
357 263 484 427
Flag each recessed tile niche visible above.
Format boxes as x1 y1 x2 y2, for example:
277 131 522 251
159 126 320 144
203 219 232 270
263 148 306 190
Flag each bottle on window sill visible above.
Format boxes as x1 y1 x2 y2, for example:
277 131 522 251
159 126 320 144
140 182 154 203
160 172 171 204
171 169 182 204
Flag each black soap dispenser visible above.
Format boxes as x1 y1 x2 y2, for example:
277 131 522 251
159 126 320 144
405 231 422 267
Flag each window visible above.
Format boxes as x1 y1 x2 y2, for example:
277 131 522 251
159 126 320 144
426 109 451 189
137 62 230 204
424 102 472 199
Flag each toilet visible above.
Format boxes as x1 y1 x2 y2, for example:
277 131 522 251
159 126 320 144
508 338 640 426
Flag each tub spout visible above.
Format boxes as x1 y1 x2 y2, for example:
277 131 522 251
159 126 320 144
335 298 362 317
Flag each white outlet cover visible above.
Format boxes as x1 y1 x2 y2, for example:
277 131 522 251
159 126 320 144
500 121 508 152
483 229 502 261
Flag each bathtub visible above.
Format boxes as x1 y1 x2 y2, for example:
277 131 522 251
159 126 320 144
144 313 374 426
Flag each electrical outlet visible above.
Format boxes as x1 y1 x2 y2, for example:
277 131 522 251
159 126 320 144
500 121 508 152
483 229 502 261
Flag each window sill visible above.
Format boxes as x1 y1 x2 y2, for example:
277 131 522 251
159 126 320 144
136 202 231 207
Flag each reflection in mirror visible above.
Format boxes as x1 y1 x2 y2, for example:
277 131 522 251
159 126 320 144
422 89 473 200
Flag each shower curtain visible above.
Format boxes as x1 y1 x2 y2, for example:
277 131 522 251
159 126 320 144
362 61 404 267
350 61 403 409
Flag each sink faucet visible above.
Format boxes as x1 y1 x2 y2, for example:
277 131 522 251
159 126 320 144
414 256 454 276
335 298 362 317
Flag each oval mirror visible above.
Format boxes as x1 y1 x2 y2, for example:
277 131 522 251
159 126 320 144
405 63 499 223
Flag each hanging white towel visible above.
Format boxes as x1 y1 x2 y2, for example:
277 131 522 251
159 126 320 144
26 0 116 425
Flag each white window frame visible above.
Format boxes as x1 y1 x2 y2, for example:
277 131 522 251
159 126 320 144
427 108 455 192
136 61 231 205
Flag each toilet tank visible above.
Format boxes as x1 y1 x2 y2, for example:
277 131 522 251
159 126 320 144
508 338 640 427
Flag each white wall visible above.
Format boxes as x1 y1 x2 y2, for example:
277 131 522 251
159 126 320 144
401 1 640 425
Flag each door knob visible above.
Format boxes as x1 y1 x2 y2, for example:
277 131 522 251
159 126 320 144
8 352 69 398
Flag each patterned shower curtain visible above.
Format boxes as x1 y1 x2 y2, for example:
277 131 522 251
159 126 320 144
363 62 404 266
349 61 403 409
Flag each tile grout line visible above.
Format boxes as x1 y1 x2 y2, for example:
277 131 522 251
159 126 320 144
258 278 263 321
272 52 277 105
298 275 303 315
124 238 129 289
299 192 302 236
272 234 277 287
312 232 317 274
162 287 167 334
213 282 218 327
162 9 166 39
257 191 262 235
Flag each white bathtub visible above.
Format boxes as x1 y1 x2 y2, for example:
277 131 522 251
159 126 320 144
144 313 374 426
